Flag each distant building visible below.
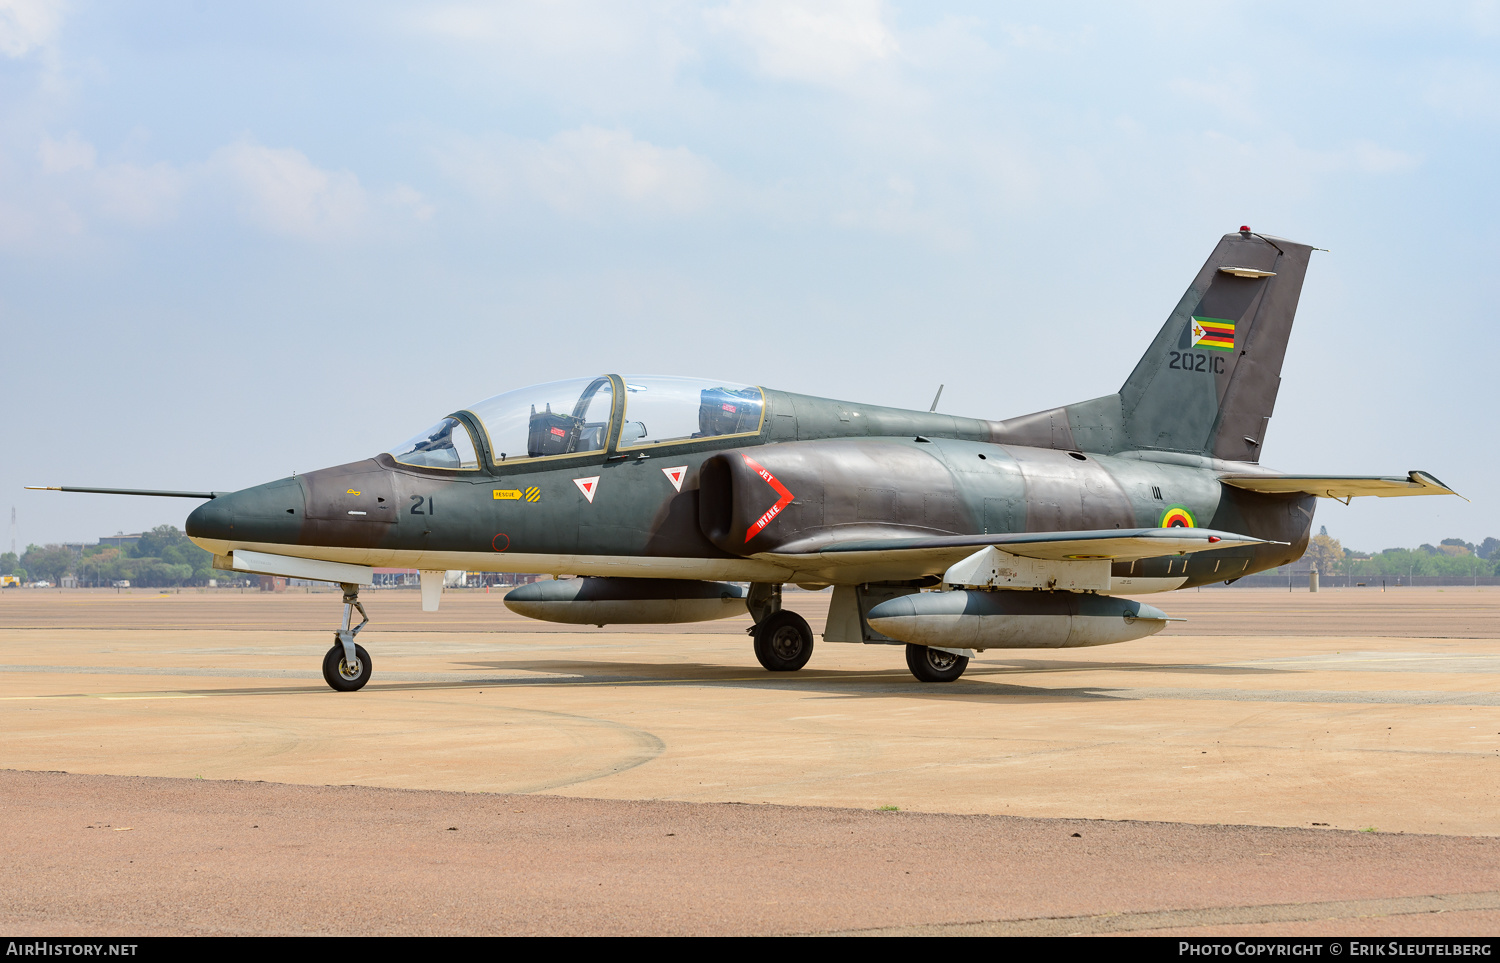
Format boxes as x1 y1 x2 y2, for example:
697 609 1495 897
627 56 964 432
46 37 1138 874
373 568 419 588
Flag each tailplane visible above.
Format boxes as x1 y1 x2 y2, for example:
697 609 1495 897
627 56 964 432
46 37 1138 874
995 229 1315 462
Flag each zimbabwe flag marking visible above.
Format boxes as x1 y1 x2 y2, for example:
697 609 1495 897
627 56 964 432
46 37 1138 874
1190 316 1235 351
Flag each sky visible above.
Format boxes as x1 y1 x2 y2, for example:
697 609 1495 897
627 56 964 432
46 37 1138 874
2 1 1496 553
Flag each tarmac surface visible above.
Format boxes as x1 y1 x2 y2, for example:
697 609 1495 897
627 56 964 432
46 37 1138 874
2 585 1499 936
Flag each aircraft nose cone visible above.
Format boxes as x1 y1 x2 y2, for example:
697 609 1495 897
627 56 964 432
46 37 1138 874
185 497 233 543
185 477 306 551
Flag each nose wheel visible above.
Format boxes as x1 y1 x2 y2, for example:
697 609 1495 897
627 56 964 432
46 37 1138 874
323 640 372 691
322 582 373 692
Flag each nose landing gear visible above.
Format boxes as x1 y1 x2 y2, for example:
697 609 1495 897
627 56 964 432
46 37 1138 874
322 582 373 691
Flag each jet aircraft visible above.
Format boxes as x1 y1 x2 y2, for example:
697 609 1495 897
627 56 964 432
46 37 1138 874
34 229 1459 690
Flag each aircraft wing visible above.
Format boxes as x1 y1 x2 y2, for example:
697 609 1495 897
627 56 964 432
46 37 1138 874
759 528 1272 582
1219 470 1460 501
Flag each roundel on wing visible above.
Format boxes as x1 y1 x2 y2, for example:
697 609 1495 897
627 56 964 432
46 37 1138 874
1160 506 1195 528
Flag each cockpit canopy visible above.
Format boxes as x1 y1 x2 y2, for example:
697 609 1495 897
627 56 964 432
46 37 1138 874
387 375 765 470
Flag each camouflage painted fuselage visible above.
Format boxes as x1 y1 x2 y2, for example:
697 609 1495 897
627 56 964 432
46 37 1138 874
186 384 1311 592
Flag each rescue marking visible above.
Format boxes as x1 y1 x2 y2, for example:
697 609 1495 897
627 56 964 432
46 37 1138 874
662 466 687 492
574 476 600 503
346 489 361 496
493 489 522 500
741 454 794 543
524 487 541 502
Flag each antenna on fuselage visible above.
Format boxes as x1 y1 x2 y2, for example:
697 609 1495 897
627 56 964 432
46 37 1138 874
928 385 944 412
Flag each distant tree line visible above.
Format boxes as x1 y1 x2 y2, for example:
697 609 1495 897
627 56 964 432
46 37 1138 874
1303 534 1500 579
2 525 245 587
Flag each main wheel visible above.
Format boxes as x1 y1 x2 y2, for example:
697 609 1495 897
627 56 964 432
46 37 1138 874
322 640 372 691
906 644 968 683
753 610 814 672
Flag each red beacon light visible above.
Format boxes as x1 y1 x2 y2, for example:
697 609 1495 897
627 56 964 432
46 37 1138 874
1239 225 1252 234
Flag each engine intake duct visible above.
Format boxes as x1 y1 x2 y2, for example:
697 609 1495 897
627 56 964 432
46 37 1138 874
866 590 1171 650
504 577 747 626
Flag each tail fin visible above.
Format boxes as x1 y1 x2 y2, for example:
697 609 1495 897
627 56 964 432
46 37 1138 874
995 230 1314 463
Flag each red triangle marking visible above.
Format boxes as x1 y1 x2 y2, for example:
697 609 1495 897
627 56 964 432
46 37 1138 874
662 466 687 492
574 476 600 503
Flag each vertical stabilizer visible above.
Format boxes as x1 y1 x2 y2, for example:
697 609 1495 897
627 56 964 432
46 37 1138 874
994 230 1314 462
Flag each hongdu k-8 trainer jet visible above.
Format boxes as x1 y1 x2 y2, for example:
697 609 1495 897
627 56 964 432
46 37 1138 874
34 228 1459 690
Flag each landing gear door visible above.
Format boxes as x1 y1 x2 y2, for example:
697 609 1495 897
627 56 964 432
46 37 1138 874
824 583 921 644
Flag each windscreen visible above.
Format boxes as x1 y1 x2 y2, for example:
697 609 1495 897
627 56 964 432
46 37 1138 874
387 417 480 470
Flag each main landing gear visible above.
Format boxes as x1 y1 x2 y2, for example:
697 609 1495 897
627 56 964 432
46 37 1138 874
906 644 969 683
747 583 814 672
322 582 373 692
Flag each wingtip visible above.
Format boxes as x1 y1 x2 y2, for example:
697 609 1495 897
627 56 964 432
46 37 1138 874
1410 470 1467 502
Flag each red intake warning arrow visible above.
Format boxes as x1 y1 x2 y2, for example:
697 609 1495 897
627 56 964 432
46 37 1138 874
741 453 794 543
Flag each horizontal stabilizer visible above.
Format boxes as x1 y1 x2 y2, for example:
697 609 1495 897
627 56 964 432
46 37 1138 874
1219 471 1460 501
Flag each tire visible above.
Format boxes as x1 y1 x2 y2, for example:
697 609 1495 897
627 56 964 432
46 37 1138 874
905 644 968 683
753 610 814 672
322 640 372 692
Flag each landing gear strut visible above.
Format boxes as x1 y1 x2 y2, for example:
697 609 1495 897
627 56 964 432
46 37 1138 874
747 583 813 672
322 582 372 691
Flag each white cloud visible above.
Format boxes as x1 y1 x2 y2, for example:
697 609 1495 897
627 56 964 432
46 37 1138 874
443 126 716 217
385 184 435 222
1349 141 1421 174
1168 77 1264 127
31 132 183 226
405 3 701 113
37 131 93 173
211 138 369 240
1179 131 1422 201
0 0 62 58
7 133 428 244
709 0 898 84
1424 60 1500 122
91 160 184 224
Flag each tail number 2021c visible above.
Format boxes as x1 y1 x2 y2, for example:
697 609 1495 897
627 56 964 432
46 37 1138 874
1169 351 1225 374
